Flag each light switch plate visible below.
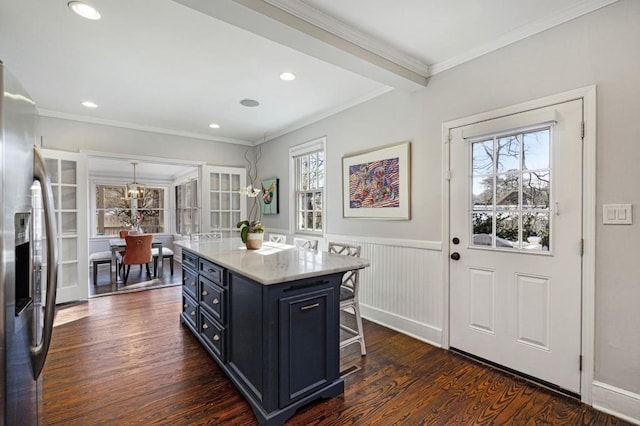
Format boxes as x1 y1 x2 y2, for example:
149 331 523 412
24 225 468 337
602 204 632 224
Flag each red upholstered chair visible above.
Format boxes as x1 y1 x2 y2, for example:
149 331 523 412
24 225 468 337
119 234 153 284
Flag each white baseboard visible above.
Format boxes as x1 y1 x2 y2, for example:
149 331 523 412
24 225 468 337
592 381 640 425
360 303 442 348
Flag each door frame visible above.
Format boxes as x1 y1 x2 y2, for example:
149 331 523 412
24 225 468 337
441 86 596 403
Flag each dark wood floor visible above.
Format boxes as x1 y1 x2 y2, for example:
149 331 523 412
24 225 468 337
44 286 630 425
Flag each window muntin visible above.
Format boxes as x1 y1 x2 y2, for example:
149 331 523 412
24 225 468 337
470 127 551 251
95 184 165 235
176 179 198 236
295 150 324 233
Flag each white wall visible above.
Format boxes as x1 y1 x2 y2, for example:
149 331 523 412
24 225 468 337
39 116 250 167
258 0 640 418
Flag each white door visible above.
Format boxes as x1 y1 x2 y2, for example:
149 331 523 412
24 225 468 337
199 165 246 237
42 149 88 303
449 100 583 393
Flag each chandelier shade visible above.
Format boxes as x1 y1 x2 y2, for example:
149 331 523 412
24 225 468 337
123 162 146 201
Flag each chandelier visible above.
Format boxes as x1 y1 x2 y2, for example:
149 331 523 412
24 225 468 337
123 161 146 201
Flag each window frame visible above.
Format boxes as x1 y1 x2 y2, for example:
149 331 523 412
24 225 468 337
289 137 326 236
91 178 170 237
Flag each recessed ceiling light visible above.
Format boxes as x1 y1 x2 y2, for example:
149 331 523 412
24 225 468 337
240 99 260 107
280 72 296 81
209 123 220 129
68 2 101 20
81 101 98 108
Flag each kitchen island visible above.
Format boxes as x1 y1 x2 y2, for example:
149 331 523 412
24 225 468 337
175 239 369 426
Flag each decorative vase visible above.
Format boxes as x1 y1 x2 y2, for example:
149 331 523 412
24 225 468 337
246 232 264 250
129 224 142 235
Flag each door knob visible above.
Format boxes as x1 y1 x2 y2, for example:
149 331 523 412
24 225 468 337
450 252 461 261
452 237 460 245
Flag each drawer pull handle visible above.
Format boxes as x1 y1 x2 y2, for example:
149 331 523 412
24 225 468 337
190 311 196 316
183 303 188 308
301 303 319 311
208 268 215 273
213 334 220 341
202 290 208 296
203 323 209 329
213 298 219 305
183 276 187 281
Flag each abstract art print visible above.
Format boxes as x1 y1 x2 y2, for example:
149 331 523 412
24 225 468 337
342 141 410 219
260 178 279 215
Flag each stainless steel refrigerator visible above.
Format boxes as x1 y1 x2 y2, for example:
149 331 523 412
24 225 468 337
1 61 58 424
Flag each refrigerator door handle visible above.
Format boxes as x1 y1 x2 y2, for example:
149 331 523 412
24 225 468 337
30 145 59 378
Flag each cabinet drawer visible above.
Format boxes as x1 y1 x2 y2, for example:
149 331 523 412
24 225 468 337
182 250 198 271
182 293 199 329
200 310 225 362
200 276 225 324
182 267 198 299
199 258 224 286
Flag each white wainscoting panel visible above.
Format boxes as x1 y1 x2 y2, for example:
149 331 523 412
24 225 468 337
326 234 443 346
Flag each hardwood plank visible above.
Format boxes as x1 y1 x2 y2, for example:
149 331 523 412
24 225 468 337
43 286 632 425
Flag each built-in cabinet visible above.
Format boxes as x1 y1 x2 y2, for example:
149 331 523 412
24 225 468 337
180 248 343 425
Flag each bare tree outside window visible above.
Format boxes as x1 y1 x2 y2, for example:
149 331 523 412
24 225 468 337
95 185 165 235
471 127 551 251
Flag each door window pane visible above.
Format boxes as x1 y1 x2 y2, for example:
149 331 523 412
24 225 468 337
472 140 494 175
523 129 550 170
496 135 520 173
469 127 551 252
522 172 550 209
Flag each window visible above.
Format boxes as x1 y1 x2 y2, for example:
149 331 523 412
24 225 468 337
176 179 199 236
95 184 165 235
470 126 551 251
291 138 325 234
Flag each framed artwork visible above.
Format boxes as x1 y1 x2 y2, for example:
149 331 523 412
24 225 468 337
342 141 410 219
260 178 279 215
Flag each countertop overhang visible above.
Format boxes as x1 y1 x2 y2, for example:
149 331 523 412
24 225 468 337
176 239 370 285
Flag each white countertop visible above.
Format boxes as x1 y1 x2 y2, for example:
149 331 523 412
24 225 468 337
175 239 370 285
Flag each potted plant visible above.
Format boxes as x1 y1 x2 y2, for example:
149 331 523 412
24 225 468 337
237 185 265 249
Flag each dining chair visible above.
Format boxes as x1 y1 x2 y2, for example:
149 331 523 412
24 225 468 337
89 251 113 285
293 237 318 250
328 242 366 356
269 233 286 244
118 234 153 284
152 247 174 276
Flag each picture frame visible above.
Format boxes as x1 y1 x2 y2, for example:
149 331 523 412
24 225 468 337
342 141 410 219
260 177 279 215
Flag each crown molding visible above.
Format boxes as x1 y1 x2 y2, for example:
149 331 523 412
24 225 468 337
429 0 621 75
262 0 429 77
255 86 393 144
38 109 254 146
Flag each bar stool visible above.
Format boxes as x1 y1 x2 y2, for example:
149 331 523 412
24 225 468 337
269 233 286 243
328 242 366 355
293 237 318 250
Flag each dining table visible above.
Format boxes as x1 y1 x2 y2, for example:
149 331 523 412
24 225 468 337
109 237 163 287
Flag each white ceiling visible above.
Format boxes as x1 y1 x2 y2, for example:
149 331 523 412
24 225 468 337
1 0 617 174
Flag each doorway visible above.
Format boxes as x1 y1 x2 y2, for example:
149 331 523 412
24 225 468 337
444 88 596 399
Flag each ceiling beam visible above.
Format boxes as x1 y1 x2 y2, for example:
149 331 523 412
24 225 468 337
172 0 428 90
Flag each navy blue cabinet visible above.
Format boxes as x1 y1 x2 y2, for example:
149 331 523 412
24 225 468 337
180 248 344 425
